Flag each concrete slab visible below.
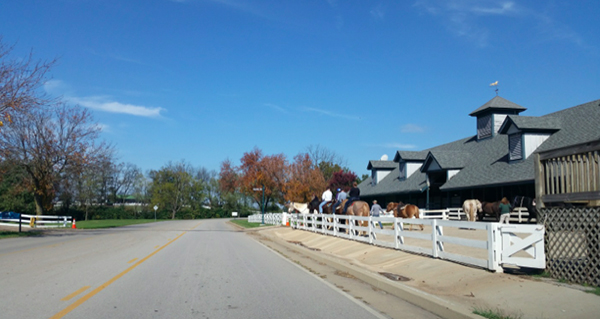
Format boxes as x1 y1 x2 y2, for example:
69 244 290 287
259 226 600 319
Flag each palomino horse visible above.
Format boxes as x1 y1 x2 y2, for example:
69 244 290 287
339 199 370 235
393 203 424 231
287 202 310 214
462 199 482 222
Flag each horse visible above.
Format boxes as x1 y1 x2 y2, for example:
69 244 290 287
287 202 309 214
339 199 370 235
394 203 423 231
511 196 537 223
385 201 404 214
308 195 320 214
321 199 337 229
462 199 482 222
479 201 501 222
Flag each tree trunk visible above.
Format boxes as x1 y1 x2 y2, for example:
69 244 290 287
34 193 44 215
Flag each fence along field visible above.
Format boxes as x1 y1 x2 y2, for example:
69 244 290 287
0 212 73 229
249 207 545 272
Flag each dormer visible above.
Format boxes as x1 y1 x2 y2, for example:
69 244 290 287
420 150 470 183
367 160 396 185
499 115 561 161
393 151 428 181
469 96 527 141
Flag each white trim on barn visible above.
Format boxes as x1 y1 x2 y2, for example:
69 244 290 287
493 114 508 137
447 169 460 180
524 133 551 159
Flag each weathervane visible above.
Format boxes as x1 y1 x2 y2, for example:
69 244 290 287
490 80 499 96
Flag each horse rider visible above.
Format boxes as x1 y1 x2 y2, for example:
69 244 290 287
342 182 360 214
318 186 333 213
331 188 346 214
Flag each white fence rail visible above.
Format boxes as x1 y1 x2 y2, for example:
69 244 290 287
0 213 73 229
247 213 283 225
248 211 545 272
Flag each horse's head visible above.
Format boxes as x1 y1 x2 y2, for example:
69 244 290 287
475 200 483 212
386 202 398 212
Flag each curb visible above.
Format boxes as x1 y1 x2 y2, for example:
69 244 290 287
257 227 479 319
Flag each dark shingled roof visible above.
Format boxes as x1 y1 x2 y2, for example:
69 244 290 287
393 150 429 162
499 115 561 133
359 98 600 197
423 150 472 170
367 160 397 170
469 96 527 117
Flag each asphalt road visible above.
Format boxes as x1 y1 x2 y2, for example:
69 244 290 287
0 219 390 319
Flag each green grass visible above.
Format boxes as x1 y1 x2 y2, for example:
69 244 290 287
0 230 43 239
473 307 522 319
229 219 265 228
585 286 600 296
75 219 160 229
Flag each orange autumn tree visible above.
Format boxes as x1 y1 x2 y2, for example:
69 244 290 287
238 148 287 210
218 159 238 194
285 153 326 203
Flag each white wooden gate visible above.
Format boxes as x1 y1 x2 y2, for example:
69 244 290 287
498 224 546 269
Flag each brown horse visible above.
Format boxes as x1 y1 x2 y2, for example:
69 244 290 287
339 199 370 235
386 201 404 214
394 203 424 231
479 201 501 222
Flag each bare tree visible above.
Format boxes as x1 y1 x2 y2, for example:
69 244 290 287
0 37 56 124
306 144 347 169
306 144 349 182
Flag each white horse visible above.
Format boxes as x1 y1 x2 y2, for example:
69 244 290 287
462 199 482 222
287 202 310 214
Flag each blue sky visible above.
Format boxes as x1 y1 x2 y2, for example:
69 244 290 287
1 0 598 176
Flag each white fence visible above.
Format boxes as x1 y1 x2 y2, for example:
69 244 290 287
248 211 545 272
247 213 284 225
0 214 73 229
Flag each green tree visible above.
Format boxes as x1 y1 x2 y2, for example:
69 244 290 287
149 161 203 219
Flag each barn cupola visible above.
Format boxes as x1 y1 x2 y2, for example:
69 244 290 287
469 96 526 141
367 160 396 185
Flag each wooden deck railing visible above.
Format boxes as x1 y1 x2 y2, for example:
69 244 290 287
534 139 600 206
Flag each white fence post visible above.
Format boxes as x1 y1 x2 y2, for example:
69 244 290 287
369 216 374 244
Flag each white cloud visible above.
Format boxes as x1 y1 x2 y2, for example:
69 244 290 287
97 123 111 133
414 0 584 47
302 107 360 120
44 80 166 118
264 103 288 113
380 143 417 149
44 79 71 95
370 4 386 20
401 123 426 133
68 96 165 118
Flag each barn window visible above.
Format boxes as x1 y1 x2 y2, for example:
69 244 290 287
509 133 523 161
477 115 492 140
399 162 406 180
371 170 377 185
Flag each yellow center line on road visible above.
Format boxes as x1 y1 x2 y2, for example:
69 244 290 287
49 231 187 319
61 286 90 301
127 258 138 264
190 222 202 230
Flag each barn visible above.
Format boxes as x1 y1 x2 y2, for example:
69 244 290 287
358 96 600 212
